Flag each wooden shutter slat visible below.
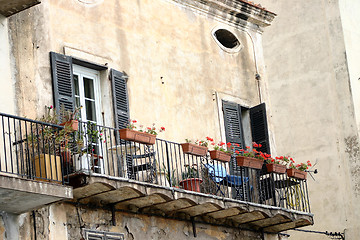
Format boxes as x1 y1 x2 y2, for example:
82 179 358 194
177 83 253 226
111 69 129 129
250 103 270 154
50 52 75 114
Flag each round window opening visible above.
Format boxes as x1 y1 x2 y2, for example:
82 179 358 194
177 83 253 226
214 29 240 49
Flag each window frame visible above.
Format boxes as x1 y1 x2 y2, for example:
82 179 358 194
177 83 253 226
73 64 103 125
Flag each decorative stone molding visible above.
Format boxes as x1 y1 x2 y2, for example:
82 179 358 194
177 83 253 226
171 0 276 32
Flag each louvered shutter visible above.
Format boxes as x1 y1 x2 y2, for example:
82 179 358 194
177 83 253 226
50 52 75 114
223 101 245 149
250 103 270 154
111 69 129 129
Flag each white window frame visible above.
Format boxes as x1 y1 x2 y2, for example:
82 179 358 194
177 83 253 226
73 64 102 125
73 65 105 174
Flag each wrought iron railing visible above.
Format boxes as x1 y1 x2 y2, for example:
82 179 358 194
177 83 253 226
0 113 66 184
68 121 311 213
0 114 311 212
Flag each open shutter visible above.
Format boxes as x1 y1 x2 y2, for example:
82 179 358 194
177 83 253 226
111 69 129 129
223 100 245 149
50 52 75 114
250 103 270 154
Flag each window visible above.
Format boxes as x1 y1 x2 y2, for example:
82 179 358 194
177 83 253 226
222 100 270 200
222 100 270 154
50 52 129 173
212 28 242 53
50 52 129 129
73 65 101 123
85 229 124 240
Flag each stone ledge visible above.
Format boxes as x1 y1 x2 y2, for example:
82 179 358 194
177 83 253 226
0 0 40 17
0 174 73 214
70 174 313 233
171 0 276 32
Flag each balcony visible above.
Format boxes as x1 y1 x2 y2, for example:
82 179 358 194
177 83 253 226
0 113 72 214
0 113 313 232
67 121 314 233
0 0 40 17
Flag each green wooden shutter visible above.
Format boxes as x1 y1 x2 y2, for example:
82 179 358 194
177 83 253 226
250 103 270 154
223 100 245 149
50 52 75 114
110 69 129 129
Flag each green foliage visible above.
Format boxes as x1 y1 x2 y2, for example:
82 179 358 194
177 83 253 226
182 164 199 180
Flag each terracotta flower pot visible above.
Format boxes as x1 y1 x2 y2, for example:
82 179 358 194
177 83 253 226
181 143 208 156
119 128 156 145
60 120 79 131
236 156 264 169
286 168 307 180
179 178 203 192
266 163 286 174
209 150 231 162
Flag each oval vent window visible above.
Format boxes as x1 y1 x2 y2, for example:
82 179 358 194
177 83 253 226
213 29 241 53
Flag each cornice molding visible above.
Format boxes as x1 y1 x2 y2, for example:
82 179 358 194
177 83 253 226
171 0 276 32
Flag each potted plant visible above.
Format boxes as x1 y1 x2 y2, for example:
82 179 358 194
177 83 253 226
286 160 311 180
234 142 267 169
209 141 232 162
179 164 202 192
265 156 288 174
181 138 210 156
28 106 85 179
59 105 81 131
119 120 165 145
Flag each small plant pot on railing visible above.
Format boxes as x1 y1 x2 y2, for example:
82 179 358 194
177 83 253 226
119 128 156 145
286 168 307 180
266 163 286 174
181 143 208 156
179 178 203 192
209 150 231 162
236 156 264 169
60 120 79 131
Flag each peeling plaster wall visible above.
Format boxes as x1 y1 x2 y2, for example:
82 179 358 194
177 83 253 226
261 0 360 239
59 203 269 240
0 203 282 240
0 14 15 115
7 0 274 145
0 212 31 240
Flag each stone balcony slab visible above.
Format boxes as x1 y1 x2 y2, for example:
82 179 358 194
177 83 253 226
0 173 73 214
70 173 313 233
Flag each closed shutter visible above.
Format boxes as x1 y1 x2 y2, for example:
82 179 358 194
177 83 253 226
50 52 75 114
110 69 129 129
250 103 270 154
223 100 245 149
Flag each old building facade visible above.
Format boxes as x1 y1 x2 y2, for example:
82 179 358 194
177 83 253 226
0 0 315 239
261 0 360 239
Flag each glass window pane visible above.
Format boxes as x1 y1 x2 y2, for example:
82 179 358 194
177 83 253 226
73 74 79 96
84 77 95 99
85 100 96 121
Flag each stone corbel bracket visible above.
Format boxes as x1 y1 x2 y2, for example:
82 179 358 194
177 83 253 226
172 0 276 32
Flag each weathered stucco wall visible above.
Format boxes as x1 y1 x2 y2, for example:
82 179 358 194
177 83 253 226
339 0 360 137
261 0 360 239
8 0 271 145
0 14 16 115
0 203 281 240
